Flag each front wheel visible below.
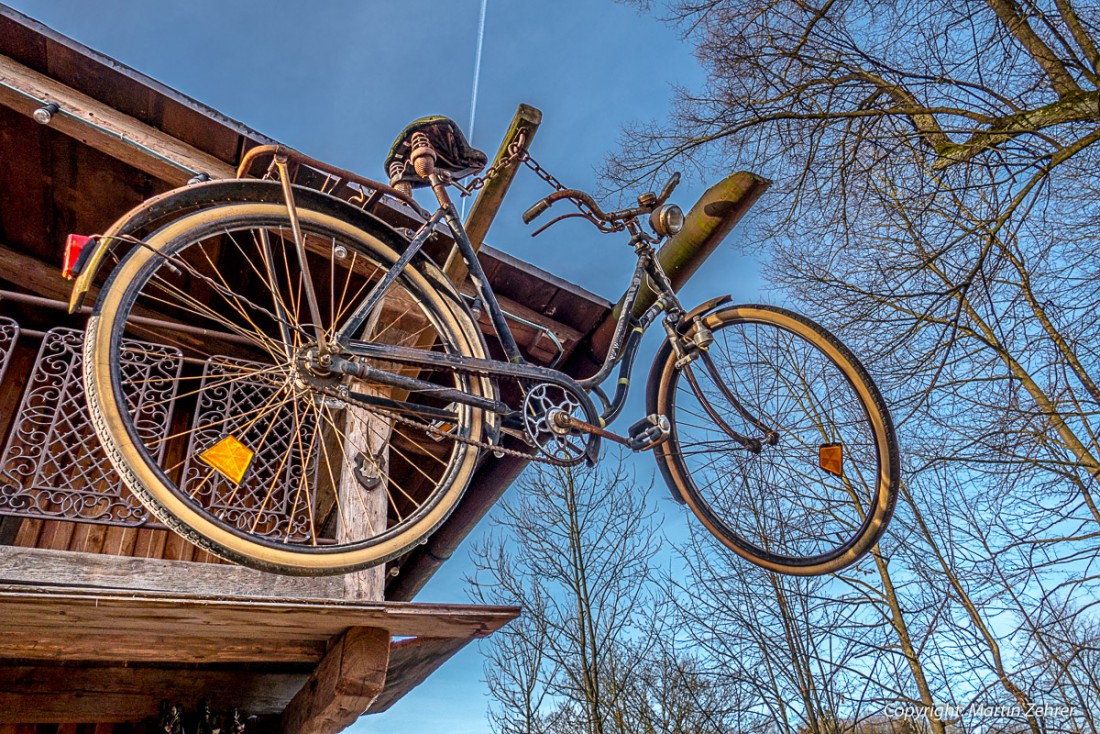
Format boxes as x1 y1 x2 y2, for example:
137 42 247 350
650 304 899 575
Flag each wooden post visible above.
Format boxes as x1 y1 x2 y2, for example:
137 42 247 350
280 627 390 734
443 104 542 286
338 385 390 600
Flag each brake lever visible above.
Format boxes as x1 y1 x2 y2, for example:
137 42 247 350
530 211 615 237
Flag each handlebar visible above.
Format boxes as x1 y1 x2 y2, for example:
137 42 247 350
522 189 614 224
522 172 681 235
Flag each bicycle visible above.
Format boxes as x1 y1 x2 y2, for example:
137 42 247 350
72 115 899 577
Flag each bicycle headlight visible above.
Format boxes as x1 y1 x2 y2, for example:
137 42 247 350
649 204 684 237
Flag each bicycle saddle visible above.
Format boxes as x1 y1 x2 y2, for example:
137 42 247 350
384 115 487 189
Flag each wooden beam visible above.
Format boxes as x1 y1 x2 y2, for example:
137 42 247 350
443 104 542 285
0 584 518 665
281 627 390 734
366 636 470 714
0 545 344 599
0 243 77 302
0 54 236 184
0 665 308 723
0 630 325 665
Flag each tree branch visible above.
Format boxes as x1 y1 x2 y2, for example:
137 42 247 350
986 0 1082 97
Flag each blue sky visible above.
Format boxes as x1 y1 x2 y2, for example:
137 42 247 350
7 2 766 731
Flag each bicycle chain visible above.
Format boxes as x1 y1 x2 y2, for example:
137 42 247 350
379 392 591 466
318 378 573 465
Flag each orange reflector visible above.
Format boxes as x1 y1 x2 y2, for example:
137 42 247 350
198 435 255 485
819 443 843 477
62 234 94 280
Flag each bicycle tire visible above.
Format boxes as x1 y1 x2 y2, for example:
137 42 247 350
85 201 489 575
650 304 899 575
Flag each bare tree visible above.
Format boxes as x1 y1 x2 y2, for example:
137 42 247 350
609 2 1100 732
469 456 739 733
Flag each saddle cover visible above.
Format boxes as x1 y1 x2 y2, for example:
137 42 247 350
384 115 488 189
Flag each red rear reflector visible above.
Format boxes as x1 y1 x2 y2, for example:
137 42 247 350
62 234 94 280
819 443 843 477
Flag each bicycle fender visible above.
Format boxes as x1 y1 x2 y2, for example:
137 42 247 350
678 294 733 332
645 333 685 505
69 179 442 313
69 180 278 313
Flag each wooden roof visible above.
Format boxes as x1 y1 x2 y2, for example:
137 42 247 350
0 5 614 601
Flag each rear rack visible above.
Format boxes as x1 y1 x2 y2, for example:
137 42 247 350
235 144 429 218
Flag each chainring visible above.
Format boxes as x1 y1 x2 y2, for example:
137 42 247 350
522 383 594 466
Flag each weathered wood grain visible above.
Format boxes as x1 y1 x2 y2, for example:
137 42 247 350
0 665 308 722
0 582 518 665
366 636 471 714
0 545 344 599
281 627 389 734
0 55 235 184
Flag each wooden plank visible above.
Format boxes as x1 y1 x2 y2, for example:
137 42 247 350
0 545 344 599
11 518 40 548
366 636 470 714
38 520 76 552
0 665 308 722
0 6 276 155
0 54 236 184
0 243 75 303
460 285 583 364
0 591 516 641
0 630 325 665
281 627 390 734
480 243 612 317
0 584 518 665
336 307 390 602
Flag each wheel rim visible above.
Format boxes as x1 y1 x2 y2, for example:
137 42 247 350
89 204 483 571
662 308 893 571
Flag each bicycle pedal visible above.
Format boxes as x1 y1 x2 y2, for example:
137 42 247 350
627 414 670 451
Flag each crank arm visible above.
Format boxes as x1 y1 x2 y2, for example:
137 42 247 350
550 412 633 449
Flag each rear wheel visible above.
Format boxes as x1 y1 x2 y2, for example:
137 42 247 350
652 304 899 575
85 202 488 574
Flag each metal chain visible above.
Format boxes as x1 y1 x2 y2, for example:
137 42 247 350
392 400 595 466
465 127 532 192
389 408 554 462
465 128 600 223
317 379 570 465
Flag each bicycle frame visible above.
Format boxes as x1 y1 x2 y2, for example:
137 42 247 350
318 170 682 427
268 161 775 456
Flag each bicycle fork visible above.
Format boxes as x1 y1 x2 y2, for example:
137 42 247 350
636 236 780 454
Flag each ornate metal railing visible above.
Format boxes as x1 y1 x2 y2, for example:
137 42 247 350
0 327 180 526
0 319 323 540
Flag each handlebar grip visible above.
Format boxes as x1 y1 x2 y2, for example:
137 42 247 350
522 199 552 224
658 172 681 204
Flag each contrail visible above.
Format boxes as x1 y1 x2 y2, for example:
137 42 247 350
463 0 488 219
